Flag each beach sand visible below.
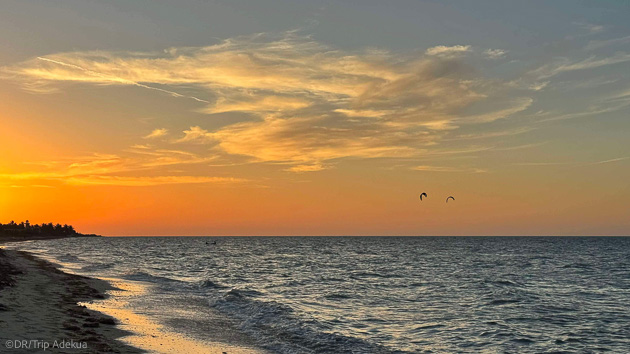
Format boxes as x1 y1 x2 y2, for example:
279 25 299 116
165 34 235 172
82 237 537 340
0 240 265 354
82 278 263 354
0 248 141 353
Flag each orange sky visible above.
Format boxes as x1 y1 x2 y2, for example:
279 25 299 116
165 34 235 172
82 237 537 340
1 2 629 235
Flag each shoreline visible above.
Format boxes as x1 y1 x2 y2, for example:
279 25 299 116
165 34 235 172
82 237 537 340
83 278 262 354
1 237 266 354
0 247 143 353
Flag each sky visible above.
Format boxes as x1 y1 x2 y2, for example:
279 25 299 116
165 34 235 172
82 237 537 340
0 0 629 236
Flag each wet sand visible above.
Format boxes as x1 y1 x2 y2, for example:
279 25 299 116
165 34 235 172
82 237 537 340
0 248 141 353
0 239 265 354
84 279 262 354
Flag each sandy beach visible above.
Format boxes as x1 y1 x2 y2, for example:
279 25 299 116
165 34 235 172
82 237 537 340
0 246 141 353
0 237 266 354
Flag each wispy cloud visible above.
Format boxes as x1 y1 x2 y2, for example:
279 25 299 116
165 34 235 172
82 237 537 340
551 77 618 91
513 161 575 166
590 156 629 165
66 175 246 186
584 35 630 51
539 89 630 122
529 53 630 80
285 163 328 173
484 48 507 59
0 149 240 188
575 22 605 34
206 96 311 114
456 98 533 124
176 126 215 143
412 165 486 173
1 33 536 172
425 45 471 58
449 127 534 141
31 57 209 103
144 128 168 139
514 156 629 167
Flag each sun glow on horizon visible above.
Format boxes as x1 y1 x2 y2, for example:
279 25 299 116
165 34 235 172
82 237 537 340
1 1 629 236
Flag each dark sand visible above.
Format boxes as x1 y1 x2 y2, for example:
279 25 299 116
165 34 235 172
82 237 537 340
0 236 265 354
0 237 142 353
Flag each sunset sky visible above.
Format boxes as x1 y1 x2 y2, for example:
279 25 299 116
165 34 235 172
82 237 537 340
1 0 629 236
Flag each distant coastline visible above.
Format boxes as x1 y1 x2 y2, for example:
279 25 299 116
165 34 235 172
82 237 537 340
0 220 100 244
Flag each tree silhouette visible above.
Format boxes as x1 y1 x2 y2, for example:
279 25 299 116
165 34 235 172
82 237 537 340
0 220 84 238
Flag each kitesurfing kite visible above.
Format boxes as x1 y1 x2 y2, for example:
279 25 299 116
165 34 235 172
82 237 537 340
419 192 427 201
446 196 455 203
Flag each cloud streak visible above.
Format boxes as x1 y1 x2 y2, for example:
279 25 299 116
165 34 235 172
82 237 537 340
0 149 243 188
513 156 629 167
484 49 507 59
34 57 210 103
425 45 471 58
529 53 630 80
66 175 245 186
3 33 536 171
144 128 169 139
412 165 486 173
584 35 630 51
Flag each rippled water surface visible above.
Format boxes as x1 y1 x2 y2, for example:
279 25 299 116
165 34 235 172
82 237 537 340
8 237 630 353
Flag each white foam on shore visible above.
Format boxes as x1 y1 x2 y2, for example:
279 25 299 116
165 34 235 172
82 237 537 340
82 278 264 354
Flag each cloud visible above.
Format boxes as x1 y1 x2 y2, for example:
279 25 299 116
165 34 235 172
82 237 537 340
456 97 533 124
412 165 486 173
425 45 471 58
125 146 218 167
512 161 574 166
66 175 246 186
585 35 630 51
575 22 604 34
449 127 534 141
29 57 209 103
590 156 629 165
551 77 617 91
556 54 630 72
484 49 507 59
144 128 168 139
333 109 391 118
206 96 311 114
528 81 549 91
176 126 214 143
514 156 629 167
208 114 426 165
529 53 630 80
3 33 532 172
0 149 236 188
285 163 327 173
539 89 630 122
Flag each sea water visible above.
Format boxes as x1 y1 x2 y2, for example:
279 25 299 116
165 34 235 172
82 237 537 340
7 236 630 353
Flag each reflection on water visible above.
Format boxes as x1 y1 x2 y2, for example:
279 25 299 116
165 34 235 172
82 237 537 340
9 236 630 353
81 279 259 354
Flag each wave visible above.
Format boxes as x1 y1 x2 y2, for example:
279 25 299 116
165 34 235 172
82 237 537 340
491 280 520 287
412 323 445 332
208 287 397 353
57 254 82 263
222 288 264 298
121 271 178 284
323 292 352 300
197 279 229 290
81 262 115 272
349 271 402 279
486 299 521 306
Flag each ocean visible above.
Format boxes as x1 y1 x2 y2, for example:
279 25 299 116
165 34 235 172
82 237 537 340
6 236 630 353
